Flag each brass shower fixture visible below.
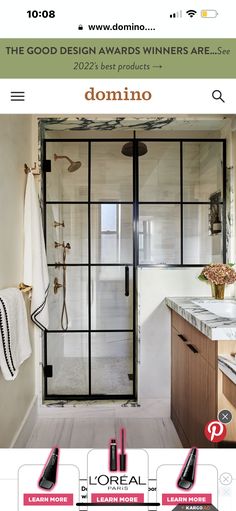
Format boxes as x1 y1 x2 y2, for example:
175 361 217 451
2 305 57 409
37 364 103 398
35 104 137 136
53 240 71 330
54 153 82 172
54 277 63 294
54 241 71 249
54 220 65 228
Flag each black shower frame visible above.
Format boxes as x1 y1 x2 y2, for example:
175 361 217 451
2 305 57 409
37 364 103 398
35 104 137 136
43 138 138 401
42 137 226 401
138 138 227 266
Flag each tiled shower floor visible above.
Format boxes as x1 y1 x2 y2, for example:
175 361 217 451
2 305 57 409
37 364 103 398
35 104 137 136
47 357 132 395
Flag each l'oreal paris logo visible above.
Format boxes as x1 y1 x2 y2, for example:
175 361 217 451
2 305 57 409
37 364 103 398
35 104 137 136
89 475 146 486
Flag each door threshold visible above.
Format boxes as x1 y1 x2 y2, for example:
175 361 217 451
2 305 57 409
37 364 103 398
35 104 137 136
38 398 139 417
42 398 138 407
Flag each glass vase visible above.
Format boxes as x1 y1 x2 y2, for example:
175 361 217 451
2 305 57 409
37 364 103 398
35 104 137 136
211 283 225 300
211 283 215 298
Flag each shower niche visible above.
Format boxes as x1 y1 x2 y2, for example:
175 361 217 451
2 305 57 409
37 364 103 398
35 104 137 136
43 140 136 400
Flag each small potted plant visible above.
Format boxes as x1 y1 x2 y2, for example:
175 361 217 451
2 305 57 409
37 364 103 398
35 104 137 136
198 263 236 300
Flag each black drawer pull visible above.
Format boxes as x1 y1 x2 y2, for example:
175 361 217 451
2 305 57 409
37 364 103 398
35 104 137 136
187 343 199 354
178 334 188 343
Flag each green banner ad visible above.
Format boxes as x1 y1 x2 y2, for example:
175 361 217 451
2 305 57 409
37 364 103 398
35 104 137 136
0 39 235 78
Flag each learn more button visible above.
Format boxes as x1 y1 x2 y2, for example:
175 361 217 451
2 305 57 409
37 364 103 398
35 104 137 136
23 494 74 506
91 493 144 504
162 493 212 505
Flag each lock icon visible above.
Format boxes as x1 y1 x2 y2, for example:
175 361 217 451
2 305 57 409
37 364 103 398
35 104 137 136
78 24 84 30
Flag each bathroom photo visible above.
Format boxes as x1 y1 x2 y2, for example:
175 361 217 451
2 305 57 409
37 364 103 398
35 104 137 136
1 114 236 449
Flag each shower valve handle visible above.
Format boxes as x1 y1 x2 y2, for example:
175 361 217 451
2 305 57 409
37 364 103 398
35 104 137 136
54 277 63 294
54 220 65 228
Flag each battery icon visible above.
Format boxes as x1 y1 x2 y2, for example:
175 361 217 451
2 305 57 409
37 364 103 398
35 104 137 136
201 9 218 18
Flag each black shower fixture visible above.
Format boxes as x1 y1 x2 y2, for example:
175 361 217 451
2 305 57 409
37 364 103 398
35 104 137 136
121 141 148 157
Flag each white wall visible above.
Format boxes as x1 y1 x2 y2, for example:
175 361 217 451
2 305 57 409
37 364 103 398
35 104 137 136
0 115 35 447
138 267 234 401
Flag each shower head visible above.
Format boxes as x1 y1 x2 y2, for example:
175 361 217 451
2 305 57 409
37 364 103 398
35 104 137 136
68 160 81 172
121 141 148 157
54 153 82 172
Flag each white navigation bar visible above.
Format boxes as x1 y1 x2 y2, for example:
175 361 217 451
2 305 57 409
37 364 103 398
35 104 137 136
1 79 236 114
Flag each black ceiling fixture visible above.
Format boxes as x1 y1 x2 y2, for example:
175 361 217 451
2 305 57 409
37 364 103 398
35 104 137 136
121 141 148 157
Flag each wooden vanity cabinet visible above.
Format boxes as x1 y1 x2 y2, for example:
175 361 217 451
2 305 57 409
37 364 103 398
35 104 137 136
171 310 218 448
171 326 189 443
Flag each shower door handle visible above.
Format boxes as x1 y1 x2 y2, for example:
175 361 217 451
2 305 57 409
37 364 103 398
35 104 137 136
125 266 129 297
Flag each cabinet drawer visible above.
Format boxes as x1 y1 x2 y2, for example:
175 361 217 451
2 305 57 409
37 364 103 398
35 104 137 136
172 310 184 333
171 310 217 368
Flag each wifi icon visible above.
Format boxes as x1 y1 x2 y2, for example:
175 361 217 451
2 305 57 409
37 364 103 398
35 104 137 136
186 9 197 17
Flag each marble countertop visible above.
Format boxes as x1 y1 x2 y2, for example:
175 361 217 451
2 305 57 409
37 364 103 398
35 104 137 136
165 297 236 341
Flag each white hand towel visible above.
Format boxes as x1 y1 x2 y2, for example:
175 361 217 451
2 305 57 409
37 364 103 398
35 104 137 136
0 288 31 380
24 172 49 330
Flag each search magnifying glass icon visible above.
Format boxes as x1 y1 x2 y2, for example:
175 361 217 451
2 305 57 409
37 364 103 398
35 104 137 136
212 90 225 103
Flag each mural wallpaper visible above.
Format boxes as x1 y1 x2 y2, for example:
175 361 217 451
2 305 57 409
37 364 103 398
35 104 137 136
39 116 176 132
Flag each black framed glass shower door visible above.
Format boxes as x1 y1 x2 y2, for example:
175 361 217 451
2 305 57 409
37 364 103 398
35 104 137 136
43 139 136 400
